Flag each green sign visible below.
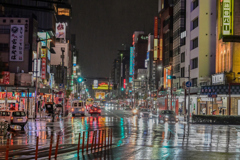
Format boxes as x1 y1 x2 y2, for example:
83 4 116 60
222 0 233 35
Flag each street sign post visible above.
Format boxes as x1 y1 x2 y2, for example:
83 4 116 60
186 81 192 88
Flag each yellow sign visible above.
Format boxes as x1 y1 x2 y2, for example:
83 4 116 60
41 48 47 58
154 39 158 60
95 92 105 99
92 84 112 90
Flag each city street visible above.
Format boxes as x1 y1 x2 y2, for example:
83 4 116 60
0 106 240 159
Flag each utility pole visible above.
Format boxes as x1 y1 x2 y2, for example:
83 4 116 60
188 65 190 123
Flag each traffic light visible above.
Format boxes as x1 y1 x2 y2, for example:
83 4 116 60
167 75 176 79
78 77 83 82
121 88 124 91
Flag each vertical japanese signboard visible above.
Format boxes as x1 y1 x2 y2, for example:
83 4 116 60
222 0 233 35
129 47 134 76
154 17 158 60
73 56 77 76
41 49 47 79
10 25 24 61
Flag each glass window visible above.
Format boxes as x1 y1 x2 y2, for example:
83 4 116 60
191 37 198 50
78 103 82 107
3 112 10 116
192 0 198 11
74 103 78 107
192 78 198 87
181 67 185 77
192 17 198 30
13 112 26 116
181 52 185 62
0 25 10 34
161 110 174 114
191 58 198 69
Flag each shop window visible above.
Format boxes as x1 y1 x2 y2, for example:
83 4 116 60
192 78 197 87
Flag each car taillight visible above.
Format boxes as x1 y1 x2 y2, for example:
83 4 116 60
71 108 74 112
159 115 161 118
90 109 93 112
11 117 13 122
98 110 101 112
94 108 97 111
82 108 85 111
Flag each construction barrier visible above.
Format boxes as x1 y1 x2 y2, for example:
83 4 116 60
4 128 113 159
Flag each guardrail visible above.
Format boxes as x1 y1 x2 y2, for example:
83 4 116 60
5 128 113 160
0 122 8 136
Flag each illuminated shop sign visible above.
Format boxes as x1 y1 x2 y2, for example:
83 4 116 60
222 0 233 35
130 47 134 75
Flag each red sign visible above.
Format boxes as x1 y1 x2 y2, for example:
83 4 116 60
0 71 10 84
41 58 46 79
154 17 158 39
123 79 126 88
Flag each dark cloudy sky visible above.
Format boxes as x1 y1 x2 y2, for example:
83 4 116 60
71 0 158 78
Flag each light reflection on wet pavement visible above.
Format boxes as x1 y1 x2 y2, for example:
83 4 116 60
1 107 240 159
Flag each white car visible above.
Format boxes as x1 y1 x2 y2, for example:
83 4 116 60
0 110 28 131
138 108 152 119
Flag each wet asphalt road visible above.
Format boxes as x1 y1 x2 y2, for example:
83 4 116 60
1 106 240 159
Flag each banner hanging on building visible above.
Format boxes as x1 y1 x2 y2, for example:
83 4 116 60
10 25 24 61
222 0 233 35
56 23 66 39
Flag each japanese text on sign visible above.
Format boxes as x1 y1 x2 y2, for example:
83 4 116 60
10 25 25 61
222 0 232 35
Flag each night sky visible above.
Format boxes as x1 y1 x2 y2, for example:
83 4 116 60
71 0 158 78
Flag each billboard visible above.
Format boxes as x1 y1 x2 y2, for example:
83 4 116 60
56 23 66 39
129 47 134 75
95 92 105 99
10 25 24 61
222 0 233 35
0 72 10 84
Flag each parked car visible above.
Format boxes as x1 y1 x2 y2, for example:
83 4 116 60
159 110 179 123
0 110 28 131
138 108 152 119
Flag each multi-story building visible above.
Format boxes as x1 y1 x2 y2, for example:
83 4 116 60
172 0 186 89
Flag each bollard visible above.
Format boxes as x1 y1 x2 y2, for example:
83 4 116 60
104 129 107 150
101 130 104 150
94 130 97 151
55 135 60 159
5 138 9 160
110 128 113 146
86 131 90 153
91 131 95 152
108 129 110 147
77 133 81 155
82 132 85 153
35 136 39 160
98 130 101 151
48 135 53 160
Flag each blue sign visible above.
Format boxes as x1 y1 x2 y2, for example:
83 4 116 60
129 47 134 75
186 81 192 87
59 84 63 88
146 52 149 60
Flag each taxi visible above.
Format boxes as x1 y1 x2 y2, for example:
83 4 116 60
0 110 28 131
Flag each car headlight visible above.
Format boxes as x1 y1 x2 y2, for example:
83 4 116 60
133 109 137 113
140 112 143 115
149 113 152 116
175 116 178 118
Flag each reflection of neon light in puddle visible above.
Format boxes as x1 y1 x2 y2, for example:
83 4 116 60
116 118 125 146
